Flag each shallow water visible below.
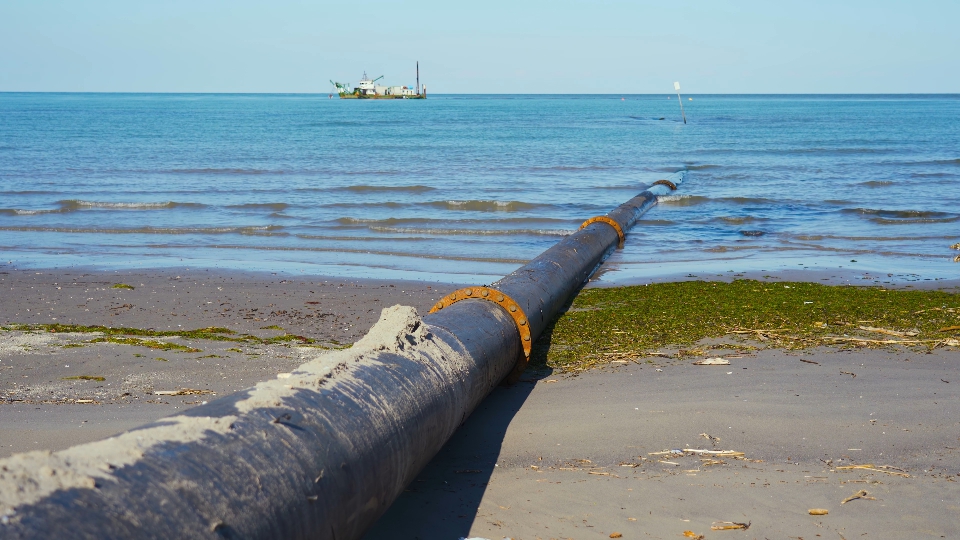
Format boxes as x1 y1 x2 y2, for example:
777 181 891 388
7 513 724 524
1 93 958 283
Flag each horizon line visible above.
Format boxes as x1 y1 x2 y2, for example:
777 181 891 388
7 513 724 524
2 91 959 96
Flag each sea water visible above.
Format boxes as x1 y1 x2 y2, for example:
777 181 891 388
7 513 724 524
1 93 958 284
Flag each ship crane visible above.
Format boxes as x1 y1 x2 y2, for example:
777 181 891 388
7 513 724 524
329 80 352 95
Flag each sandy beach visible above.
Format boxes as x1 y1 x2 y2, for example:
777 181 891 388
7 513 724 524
2 266 958 538
0 267 455 457
366 346 959 539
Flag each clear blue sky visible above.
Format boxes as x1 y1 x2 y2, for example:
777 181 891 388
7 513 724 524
1 0 957 93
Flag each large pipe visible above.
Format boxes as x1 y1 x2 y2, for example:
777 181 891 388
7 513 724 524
0 173 683 539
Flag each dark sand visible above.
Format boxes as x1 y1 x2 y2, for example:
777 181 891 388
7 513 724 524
0 267 455 457
3 267 958 538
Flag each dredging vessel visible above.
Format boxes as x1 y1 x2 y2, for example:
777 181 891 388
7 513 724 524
330 62 426 99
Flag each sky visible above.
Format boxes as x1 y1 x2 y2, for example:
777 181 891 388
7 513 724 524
1 0 958 94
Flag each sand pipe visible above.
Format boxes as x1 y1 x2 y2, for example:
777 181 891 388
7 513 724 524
0 173 683 540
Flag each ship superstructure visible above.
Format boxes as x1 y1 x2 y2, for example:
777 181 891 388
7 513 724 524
330 63 426 99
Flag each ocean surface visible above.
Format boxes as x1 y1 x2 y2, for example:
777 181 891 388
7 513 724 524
1 93 958 285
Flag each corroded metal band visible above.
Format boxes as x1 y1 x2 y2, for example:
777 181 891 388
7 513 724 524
580 216 625 246
429 287 532 363
652 179 677 190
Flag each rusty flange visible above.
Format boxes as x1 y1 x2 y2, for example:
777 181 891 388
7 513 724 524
580 216 625 247
429 287 532 375
652 179 677 190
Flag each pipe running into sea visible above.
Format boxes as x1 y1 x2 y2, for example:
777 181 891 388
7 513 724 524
0 172 684 539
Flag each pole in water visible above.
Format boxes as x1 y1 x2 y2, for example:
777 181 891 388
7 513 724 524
674 81 686 124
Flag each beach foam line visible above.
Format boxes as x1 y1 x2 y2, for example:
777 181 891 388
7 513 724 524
0 208 66 216
57 200 206 211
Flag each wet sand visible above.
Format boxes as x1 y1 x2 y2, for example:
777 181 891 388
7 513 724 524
366 347 960 540
0 267 455 457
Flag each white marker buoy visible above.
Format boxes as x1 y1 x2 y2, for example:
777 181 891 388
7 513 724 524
674 81 686 124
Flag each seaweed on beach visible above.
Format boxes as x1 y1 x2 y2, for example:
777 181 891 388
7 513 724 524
535 280 960 372
7 323 322 347
87 336 202 353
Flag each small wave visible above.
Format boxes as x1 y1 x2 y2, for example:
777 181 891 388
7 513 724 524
168 168 280 175
871 216 960 225
325 202 406 210
343 170 404 176
335 216 571 226
0 208 64 216
717 196 778 205
786 233 957 242
718 216 765 225
841 207 955 219
227 203 290 211
841 207 960 224
685 164 721 171
369 226 571 237
770 148 890 156
897 158 960 167
0 225 284 235
429 200 539 212
909 172 952 178
339 185 435 193
592 184 647 191
858 180 894 187
58 200 205 211
523 165 614 172
637 219 677 226
657 195 710 206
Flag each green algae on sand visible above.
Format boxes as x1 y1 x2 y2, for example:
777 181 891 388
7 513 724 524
535 280 960 373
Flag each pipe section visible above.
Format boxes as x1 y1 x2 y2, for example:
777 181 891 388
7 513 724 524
0 173 683 539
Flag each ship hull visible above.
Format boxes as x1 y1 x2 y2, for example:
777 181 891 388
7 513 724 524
338 94 425 99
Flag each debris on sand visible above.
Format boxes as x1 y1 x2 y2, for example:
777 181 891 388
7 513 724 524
683 532 705 540
154 389 214 396
711 520 750 530
835 464 910 477
840 489 876 504
700 432 721 446
683 449 745 457
857 326 918 337
808 508 829 515
693 357 730 365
